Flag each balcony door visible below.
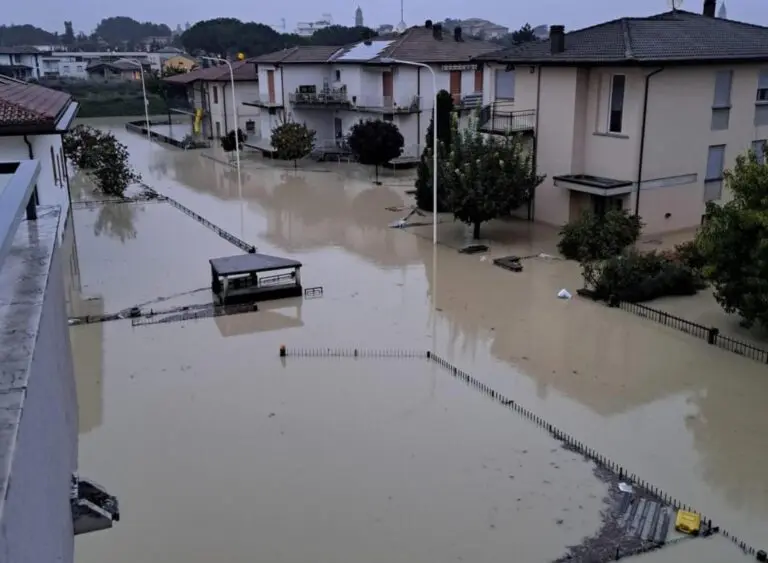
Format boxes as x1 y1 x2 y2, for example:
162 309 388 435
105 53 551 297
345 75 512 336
382 71 393 107
450 70 462 104
267 70 276 104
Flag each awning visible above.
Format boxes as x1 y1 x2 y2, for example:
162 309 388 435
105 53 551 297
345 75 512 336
553 174 633 197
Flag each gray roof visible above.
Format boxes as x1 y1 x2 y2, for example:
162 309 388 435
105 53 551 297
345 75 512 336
477 10 768 65
248 46 342 64
210 253 302 275
0 46 40 55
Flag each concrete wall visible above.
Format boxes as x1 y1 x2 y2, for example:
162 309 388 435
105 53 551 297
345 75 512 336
204 81 261 138
0 208 78 563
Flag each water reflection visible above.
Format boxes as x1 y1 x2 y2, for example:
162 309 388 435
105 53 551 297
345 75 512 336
62 215 105 435
93 202 141 242
215 298 304 337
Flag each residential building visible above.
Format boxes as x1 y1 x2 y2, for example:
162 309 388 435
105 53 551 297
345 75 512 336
356 7 364 28
162 54 198 73
164 60 260 139
247 23 499 154
475 0 768 234
86 59 151 81
37 51 154 79
0 46 43 80
453 18 509 39
147 46 190 72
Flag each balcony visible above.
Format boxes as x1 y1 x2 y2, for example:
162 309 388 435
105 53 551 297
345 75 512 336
456 92 483 111
289 87 350 109
356 95 420 114
477 104 536 135
242 94 284 109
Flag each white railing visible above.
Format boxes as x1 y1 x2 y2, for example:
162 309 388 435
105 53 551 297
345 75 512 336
356 95 421 112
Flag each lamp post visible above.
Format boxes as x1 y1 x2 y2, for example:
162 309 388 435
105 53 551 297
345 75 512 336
125 59 151 142
201 56 241 172
381 58 438 245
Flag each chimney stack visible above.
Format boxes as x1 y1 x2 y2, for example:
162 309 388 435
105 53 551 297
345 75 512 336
550 25 565 54
433 22 443 40
703 0 716 17
425 19 433 29
454 26 463 41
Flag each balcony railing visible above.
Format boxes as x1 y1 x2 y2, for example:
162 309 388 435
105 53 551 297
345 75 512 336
357 95 420 114
242 94 283 108
477 105 536 134
289 89 350 107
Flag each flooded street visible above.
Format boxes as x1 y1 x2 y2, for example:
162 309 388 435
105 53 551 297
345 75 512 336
71 119 768 561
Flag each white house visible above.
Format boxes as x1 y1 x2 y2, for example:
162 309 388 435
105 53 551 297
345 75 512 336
164 61 261 140
247 23 500 155
0 47 44 80
0 75 79 238
475 0 768 234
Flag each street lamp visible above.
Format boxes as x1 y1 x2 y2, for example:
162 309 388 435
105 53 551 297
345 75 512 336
201 56 241 172
125 59 151 142
381 58 438 245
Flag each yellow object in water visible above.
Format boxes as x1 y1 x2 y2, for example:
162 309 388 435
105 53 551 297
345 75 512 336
675 510 701 535
194 108 203 134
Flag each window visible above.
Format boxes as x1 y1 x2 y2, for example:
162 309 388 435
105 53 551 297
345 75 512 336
494 69 514 100
245 120 256 133
757 70 768 102
704 144 726 202
608 75 626 133
50 146 59 186
215 121 221 137
213 86 219 104
713 70 733 108
753 140 766 165
335 69 341 81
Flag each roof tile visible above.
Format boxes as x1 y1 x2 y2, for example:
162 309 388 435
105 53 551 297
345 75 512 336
0 76 73 128
163 60 258 84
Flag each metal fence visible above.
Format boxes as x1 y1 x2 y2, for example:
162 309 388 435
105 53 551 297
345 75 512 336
615 300 768 364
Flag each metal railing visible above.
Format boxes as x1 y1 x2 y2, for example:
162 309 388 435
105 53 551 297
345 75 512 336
356 95 420 113
0 160 41 271
289 90 350 106
478 105 536 133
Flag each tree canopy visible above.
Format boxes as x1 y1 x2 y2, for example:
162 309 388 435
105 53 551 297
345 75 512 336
440 128 544 239
180 18 377 58
696 146 768 329
93 17 172 45
270 122 316 167
348 120 404 183
0 24 58 46
415 89 454 211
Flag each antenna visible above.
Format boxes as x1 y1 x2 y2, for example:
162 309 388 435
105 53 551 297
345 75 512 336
667 0 684 11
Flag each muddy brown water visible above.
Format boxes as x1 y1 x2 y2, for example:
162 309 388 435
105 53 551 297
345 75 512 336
71 119 768 561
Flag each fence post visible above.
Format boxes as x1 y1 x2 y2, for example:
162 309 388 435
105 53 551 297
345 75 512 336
707 327 719 345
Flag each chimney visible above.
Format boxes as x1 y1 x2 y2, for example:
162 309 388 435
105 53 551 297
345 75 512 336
703 0 716 17
550 25 565 54
454 26 463 41
433 23 443 40
425 19 433 29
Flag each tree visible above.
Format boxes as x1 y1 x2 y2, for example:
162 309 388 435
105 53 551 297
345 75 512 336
270 122 316 167
221 129 247 152
511 23 537 45
696 146 768 329
309 25 376 45
63 21 75 45
94 17 171 46
440 128 544 239
63 125 140 197
348 120 404 184
415 89 454 211
0 24 58 46
558 209 643 261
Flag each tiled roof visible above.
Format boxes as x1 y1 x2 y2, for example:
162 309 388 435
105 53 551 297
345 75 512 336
248 46 343 64
0 46 41 55
370 26 500 63
478 10 768 64
0 76 73 128
163 60 258 83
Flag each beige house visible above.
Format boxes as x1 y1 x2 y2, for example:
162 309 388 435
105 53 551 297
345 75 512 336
476 0 768 234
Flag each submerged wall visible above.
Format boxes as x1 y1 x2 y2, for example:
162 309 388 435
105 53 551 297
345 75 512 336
0 208 78 563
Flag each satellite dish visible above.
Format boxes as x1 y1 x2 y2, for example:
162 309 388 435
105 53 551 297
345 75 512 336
668 0 684 10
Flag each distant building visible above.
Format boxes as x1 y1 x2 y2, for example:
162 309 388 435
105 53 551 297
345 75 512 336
295 14 333 37
355 6 364 27
452 18 508 39
532 24 549 40
717 1 727 18
0 47 44 80
377 24 394 34
85 58 151 81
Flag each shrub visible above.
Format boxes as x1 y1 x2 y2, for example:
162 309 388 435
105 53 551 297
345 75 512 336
348 119 404 184
270 122 316 167
558 209 643 261
583 249 701 303
220 129 247 152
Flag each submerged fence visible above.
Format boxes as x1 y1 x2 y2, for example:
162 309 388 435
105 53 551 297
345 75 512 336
615 300 768 365
138 183 257 254
279 345 762 561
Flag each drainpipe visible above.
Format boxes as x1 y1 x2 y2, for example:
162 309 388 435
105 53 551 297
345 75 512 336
280 66 286 119
529 65 542 221
416 67 421 153
22 135 38 220
222 83 229 133
635 67 664 217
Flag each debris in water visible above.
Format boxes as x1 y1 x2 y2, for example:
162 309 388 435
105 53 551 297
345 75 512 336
557 289 572 299
493 255 523 272
459 244 488 254
618 482 633 494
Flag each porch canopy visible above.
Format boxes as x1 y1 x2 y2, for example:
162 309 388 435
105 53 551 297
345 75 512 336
553 174 633 197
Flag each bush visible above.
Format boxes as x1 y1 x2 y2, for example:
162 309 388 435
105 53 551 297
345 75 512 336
270 122 316 167
583 249 701 303
559 209 643 261
220 129 247 152
348 119 404 184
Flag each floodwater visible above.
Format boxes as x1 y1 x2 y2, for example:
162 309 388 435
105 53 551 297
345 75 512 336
70 118 768 561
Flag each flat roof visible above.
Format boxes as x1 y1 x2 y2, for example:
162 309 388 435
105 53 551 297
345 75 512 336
210 253 302 276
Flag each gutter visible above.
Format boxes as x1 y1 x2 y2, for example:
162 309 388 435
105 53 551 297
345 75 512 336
530 64 542 221
635 67 664 217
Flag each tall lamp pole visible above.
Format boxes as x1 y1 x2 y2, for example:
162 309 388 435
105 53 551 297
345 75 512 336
201 55 241 172
381 58 438 245
126 59 151 142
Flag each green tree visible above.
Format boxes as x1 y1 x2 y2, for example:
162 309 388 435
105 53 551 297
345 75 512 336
63 21 75 45
94 16 171 45
558 209 643 261
309 25 377 45
270 122 316 167
63 125 140 197
440 128 544 239
511 23 537 44
348 120 404 184
697 146 768 328
221 129 247 152
415 89 454 211
0 24 58 45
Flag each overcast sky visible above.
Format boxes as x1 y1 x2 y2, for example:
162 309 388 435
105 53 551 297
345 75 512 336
5 0 765 36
